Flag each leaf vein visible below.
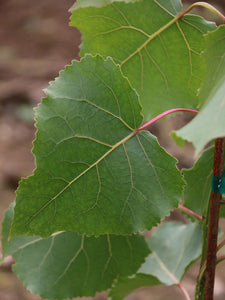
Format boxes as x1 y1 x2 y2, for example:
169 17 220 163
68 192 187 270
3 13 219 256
53 234 85 286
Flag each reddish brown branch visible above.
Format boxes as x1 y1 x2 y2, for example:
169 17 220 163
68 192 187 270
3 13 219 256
204 138 225 300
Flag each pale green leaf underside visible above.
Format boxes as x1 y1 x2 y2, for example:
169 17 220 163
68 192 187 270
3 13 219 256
2 204 149 299
182 146 225 217
70 0 216 119
109 221 202 299
138 221 202 285
176 26 225 154
11 55 184 238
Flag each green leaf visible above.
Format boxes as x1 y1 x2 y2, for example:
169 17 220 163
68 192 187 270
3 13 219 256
109 273 162 300
70 0 216 119
11 55 184 238
2 204 150 299
176 26 225 154
182 146 225 217
138 221 202 285
183 147 214 216
109 221 202 299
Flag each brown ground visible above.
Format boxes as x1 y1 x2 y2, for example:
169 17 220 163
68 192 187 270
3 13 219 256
0 0 225 299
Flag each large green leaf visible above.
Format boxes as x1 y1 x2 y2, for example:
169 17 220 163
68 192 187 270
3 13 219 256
176 26 225 154
70 0 216 119
2 204 150 299
11 55 184 238
109 221 202 299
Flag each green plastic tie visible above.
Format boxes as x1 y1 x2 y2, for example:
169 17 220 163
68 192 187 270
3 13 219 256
211 172 225 193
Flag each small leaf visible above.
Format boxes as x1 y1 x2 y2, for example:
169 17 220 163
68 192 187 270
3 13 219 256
70 0 216 119
138 221 202 285
11 55 184 238
109 221 202 299
183 147 214 216
2 204 150 299
182 146 225 217
176 26 225 154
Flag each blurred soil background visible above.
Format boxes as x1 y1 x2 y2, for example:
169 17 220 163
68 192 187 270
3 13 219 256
0 0 225 299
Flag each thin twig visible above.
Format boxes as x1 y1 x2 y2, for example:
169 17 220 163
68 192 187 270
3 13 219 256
217 238 225 252
216 254 225 265
178 2 225 23
178 204 202 222
178 283 192 300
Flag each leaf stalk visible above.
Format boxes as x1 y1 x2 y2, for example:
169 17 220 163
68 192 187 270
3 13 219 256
178 283 192 300
180 2 225 23
178 204 202 222
217 238 225 252
136 108 198 133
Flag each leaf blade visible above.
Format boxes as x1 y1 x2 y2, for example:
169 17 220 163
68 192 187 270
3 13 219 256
176 26 225 154
182 146 225 217
11 55 184 238
70 0 216 118
138 221 202 285
109 221 202 299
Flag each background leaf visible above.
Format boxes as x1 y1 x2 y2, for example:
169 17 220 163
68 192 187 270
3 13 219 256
109 221 202 299
182 146 225 217
176 26 225 154
183 147 214 216
2 204 150 299
138 221 202 285
70 0 216 119
11 55 184 238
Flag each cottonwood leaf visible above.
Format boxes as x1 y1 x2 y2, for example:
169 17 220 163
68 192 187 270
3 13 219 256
2 204 150 299
182 146 225 217
183 147 214 216
11 55 184 238
109 221 202 299
138 221 202 285
70 0 216 119
176 26 225 154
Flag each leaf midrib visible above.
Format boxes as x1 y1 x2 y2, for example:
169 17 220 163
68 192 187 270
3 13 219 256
152 251 179 284
120 16 179 66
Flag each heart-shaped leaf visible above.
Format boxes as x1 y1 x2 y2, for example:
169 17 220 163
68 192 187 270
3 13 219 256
11 55 184 238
